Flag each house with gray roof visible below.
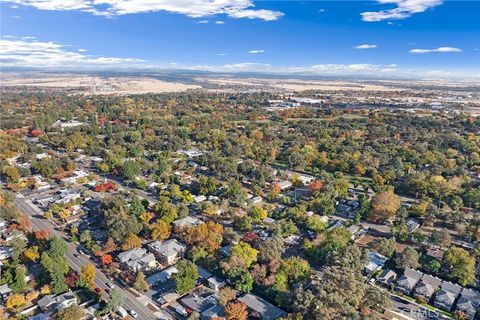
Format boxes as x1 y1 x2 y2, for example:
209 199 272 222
455 288 480 320
238 293 287 320
414 274 442 302
364 252 388 274
147 239 186 265
172 216 203 230
117 247 157 272
37 290 77 312
433 281 462 311
377 269 397 287
396 268 423 295
201 304 225 320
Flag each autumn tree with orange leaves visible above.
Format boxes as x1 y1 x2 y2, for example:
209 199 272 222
182 221 223 254
225 301 248 320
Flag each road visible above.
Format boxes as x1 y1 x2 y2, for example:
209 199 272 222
14 195 167 320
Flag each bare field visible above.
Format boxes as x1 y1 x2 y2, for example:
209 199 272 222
197 77 401 92
1 74 201 94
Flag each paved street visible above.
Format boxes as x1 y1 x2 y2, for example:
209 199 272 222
14 196 168 320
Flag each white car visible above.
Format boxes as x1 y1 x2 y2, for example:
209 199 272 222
107 282 115 289
129 310 138 318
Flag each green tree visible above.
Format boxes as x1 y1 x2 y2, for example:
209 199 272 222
10 265 27 293
396 247 420 270
444 247 476 285
370 237 396 258
105 288 123 313
133 272 149 292
230 242 258 268
172 260 199 294
122 160 141 180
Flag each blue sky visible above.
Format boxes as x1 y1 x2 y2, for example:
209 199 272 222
1 0 479 78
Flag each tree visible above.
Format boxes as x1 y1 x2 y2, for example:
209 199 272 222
24 245 40 262
430 229 451 248
2 165 21 183
305 214 327 233
121 160 141 180
225 302 248 320
218 287 237 306
183 221 224 254
101 254 113 265
444 247 476 286
106 288 123 313
6 293 25 309
370 237 396 258
230 242 258 268
258 237 284 262
122 233 142 250
41 237 69 294
368 190 401 223
79 264 96 288
361 286 392 313
396 247 420 270
422 257 441 274
53 305 85 320
248 206 267 222
281 257 311 282
172 260 199 294
11 265 27 293
309 180 325 194
133 271 150 292
231 270 253 292
35 229 50 241
151 220 171 241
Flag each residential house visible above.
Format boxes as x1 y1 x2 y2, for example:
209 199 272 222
147 239 186 265
377 269 397 287
117 248 157 272
364 252 388 274
172 216 203 230
146 266 178 286
455 288 480 320
193 195 207 204
406 219 420 232
0 284 12 301
249 196 262 205
433 281 462 311
37 290 77 312
201 305 225 320
396 268 423 295
180 290 217 314
207 276 226 291
413 274 442 302
238 293 288 320
278 180 292 191
0 246 13 260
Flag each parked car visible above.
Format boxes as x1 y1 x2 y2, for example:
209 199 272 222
129 309 138 318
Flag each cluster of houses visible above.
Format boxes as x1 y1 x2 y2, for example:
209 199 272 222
114 231 288 320
377 267 480 319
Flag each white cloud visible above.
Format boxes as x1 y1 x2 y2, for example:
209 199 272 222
0 38 144 69
248 49 265 54
185 62 399 75
13 15 21 18
361 0 443 22
3 0 284 21
354 44 377 49
214 20 224 24
215 53 227 56
78 48 87 52
409 46 461 53
197 19 209 24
